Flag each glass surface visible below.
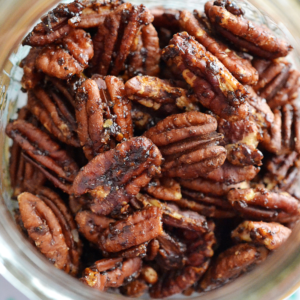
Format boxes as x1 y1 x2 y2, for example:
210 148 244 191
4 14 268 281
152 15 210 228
1 0 300 299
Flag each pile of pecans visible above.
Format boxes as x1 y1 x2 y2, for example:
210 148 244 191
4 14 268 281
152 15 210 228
6 0 300 297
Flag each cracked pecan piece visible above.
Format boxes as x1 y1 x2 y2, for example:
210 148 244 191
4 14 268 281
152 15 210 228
205 0 292 59
18 189 82 275
6 120 79 193
228 187 300 223
232 221 291 250
81 257 142 291
162 32 250 121
144 112 226 179
199 243 268 292
99 206 163 253
179 10 258 85
75 76 133 160
72 137 162 215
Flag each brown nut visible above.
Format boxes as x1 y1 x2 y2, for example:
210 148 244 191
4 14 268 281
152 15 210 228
121 279 149 298
228 187 300 223
231 221 292 250
145 239 160 261
199 243 268 292
205 0 292 59
140 265 158 284
72 137 162 215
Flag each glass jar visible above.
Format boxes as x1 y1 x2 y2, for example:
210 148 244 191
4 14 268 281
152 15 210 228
1 0 300 299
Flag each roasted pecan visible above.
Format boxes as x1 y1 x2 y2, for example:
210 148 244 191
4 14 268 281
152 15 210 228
6 120 79 193
205 0 292 59
199 243 268 292
151 8 180 30
162 32 250 121
72 137 162 215
18 189 82 275
121 279 149 297
228 187 300 223
145 239 160 261
179 10 258 85
75 76 133 159
144 112 226 179
98 206 163 253
231 221 291 250
126 76 199 112
81 257 142 291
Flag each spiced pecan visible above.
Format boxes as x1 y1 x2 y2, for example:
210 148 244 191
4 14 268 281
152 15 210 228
18 189 82 275
228 187 300 223
162 32 250 121
144 112 226 179
145 239 160 261
72 137 162 215
205 0 292 59
179 10 258 85
6 120 79 193
231 221 292 250
81 257 142 291
121 279 149 297
199 243 268 292
75 76 133 159
98 206 163 252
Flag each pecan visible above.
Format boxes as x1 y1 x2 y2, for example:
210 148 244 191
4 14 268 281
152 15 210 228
228 187 300 223
144 112 226 179
140 265 158 284
72 137 162 215
199 243 268 292
205 0 292 59
6 120 79 193
179 10 258 85
18 189 82 275
75 76 133 160
146 239 160 261
162 32 250 121
98 206 163 253
151 8 180 30
121 279 149 297
81 257 142 291
90 3 154 76
231 221 292 250
125 76 199 112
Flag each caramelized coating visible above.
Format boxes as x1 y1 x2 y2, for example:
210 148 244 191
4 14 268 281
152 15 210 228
81 257 142 291
72 137 162 215
179 10 258 85
200 243 268 291
205 0 292 59
75 76 133 159
99 206 163 252
121 279 149 297
228 188 300 223
232 221 292 250
6 120 79 193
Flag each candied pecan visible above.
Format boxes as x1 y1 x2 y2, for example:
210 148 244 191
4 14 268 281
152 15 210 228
162 33 249 121
35 28 94 79
75 76 133 159
179 10 258 85
144 178 182 201
151 8 180 30
205 0 292 59
72 137 162 215
228 187 300 223
81 257 142 291
144 112 226 179
145 239 160 261
125 76 199 112
90 3 154 76
121 279 148 297
199 243 268 292
232 221 291 250
261 104 300 155
140 265 158 284
6 120 79 193
18 189 82 275
99 206 163 253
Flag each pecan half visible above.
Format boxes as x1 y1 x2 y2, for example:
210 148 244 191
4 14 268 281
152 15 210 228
205 0 292 59
81 257 142 291
121 279 149 297
18 189 82 275
231 221 292 250
144 112 226 179
6 120 79 193
72 137 162 215
199 243 268 292
228 187 300 223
